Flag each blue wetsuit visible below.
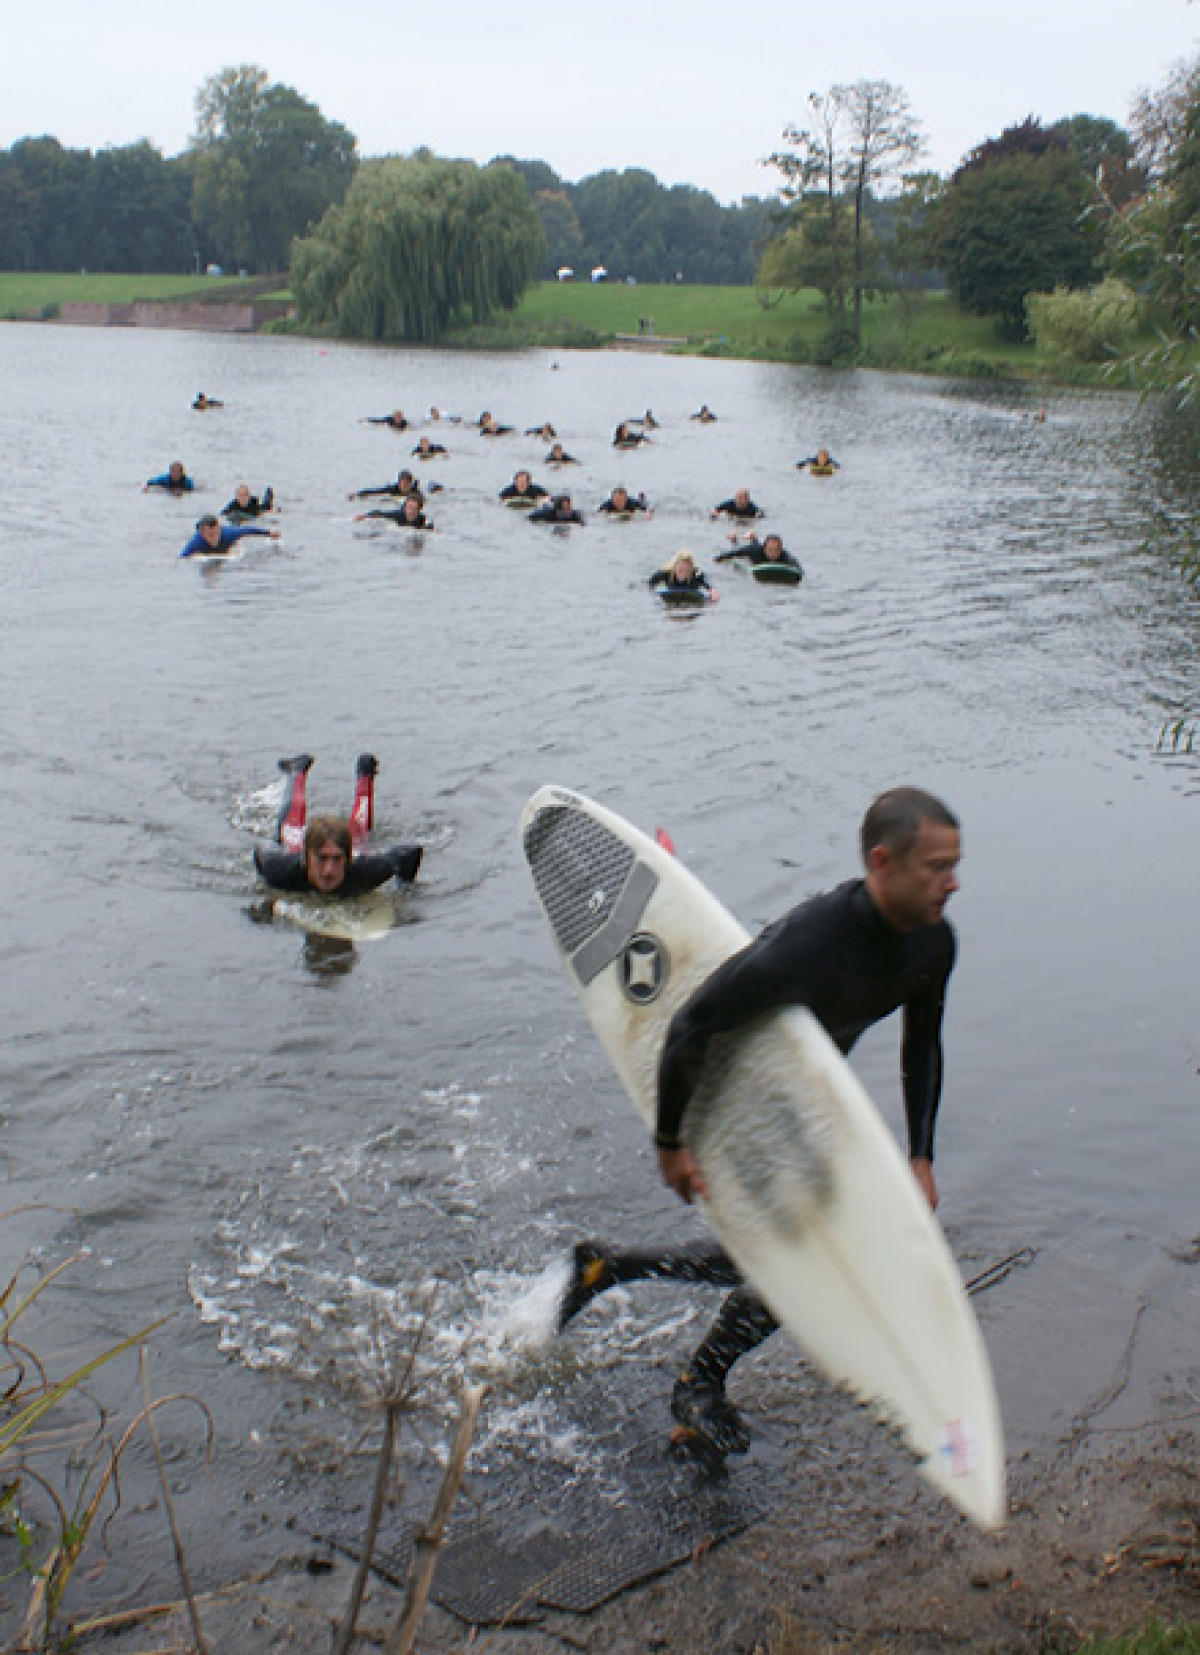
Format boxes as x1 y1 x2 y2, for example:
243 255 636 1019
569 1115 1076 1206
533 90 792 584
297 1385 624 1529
179 524 271 558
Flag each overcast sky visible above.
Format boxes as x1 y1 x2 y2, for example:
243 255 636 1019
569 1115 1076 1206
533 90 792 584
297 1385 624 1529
4 0 1196 201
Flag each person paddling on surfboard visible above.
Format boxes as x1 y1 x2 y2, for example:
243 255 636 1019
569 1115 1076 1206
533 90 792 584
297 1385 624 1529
648 549 712 595
558 786 960 1459
254 755 422 895
715 532 803 576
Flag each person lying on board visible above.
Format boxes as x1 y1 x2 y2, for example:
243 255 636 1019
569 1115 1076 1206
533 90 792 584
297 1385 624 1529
412 435 448 460
528 493 585 525
349 468 424 503
597 485 650 517
354 495 433 529
364 409 409 430
179 514 279 557
710 487 763 521
689 404 717 422
192 391 223 410
612 421 648 449
144 461 194 493
647 549 711 593
545 442 580 466
221 483 276 520
715 531 802 574
556 786 961 1459
499 470 549 505
254 754 422 895
797 447 840 472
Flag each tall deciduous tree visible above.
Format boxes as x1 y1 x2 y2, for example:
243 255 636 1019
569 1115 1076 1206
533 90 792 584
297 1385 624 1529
190 65 356 271
764 80 925 342
936 123 1100 338
290 153 543 341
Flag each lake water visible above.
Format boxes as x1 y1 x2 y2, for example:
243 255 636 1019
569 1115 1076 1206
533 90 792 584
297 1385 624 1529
2 321 1198 1617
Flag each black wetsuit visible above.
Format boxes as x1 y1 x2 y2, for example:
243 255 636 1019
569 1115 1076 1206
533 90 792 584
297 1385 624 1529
649 567 710 592
602 878 955 1392
221 489 273 520
352 481 423 501
657 878 953 1153
598 496 648 515
254 843 423 893
545 450 579 465
716 540 803 574
529 503 584 524
412 443 447 457
361 507 431 527
500 483 548 503
713 497 763 519
367 415 408 429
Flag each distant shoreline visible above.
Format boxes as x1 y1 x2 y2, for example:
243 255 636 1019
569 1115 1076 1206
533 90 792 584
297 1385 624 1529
0 273 1149 389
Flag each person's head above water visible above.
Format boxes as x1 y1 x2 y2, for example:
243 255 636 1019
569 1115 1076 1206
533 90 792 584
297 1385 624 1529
761 534 784 560
667 548 696 578
195 513 222 546
168 461 187 483
860 787 960 933
305 814 353 893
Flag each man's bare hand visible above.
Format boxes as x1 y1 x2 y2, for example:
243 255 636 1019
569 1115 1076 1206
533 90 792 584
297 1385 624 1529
911 1156 938 1211
657 1145 708 1204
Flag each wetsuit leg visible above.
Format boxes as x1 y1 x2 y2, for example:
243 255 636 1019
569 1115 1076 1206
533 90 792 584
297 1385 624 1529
559 1239 742 1329
686 1288 780 1390
349 753 377 851
277 755 313 853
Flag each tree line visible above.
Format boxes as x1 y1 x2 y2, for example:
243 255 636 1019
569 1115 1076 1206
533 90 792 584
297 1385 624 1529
3 54 1198 357
0 65 772 289
759 64 1200 361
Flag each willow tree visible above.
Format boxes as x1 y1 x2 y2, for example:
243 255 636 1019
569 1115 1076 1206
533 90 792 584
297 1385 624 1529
290 153 544 341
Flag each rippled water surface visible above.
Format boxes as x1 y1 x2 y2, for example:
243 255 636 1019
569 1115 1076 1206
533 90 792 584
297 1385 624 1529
2 323 1198 1609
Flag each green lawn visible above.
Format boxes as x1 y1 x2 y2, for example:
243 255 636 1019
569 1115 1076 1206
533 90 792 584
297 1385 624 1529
0 270 1172 388
0 271 281 318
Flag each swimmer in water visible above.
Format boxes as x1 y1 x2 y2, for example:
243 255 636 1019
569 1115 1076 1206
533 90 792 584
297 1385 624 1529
613 422 648 449
144 461 194 494
222 483 276 520
545 442 580 466
254 754 422 893
597 485 650 517
716 532 803 575
179 514 280 558
649 549 711 594
528 493 585 525
478 412 515 437
797 447 840 473
354 494 433 529
192 392 224 410
412 435 448 460
710 487 763 521
690 405 717 423
499 470 549 505
349 468 424 503
364 409 409 431
525 422 557 440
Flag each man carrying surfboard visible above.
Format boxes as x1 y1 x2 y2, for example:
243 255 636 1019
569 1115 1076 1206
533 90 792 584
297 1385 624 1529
558 785 961 1459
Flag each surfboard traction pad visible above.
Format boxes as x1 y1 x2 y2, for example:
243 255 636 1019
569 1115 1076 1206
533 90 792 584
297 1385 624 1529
310 1363 791 1625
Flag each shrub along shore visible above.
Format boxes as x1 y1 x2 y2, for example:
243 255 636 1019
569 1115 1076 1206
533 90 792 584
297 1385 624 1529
0 270 1170 389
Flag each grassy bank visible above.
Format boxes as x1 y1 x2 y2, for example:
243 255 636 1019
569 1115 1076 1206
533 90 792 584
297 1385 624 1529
0 271 284 319
473 280 1152 385
0 271 1173 388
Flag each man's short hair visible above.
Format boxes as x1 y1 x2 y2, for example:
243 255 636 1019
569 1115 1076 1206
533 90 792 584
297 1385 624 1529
305 815 352 861
861 787 958 862
197 513 219 530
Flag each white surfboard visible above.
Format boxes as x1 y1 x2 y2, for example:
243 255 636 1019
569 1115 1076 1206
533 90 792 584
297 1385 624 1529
271 887 396 942
519 784 1005 1531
